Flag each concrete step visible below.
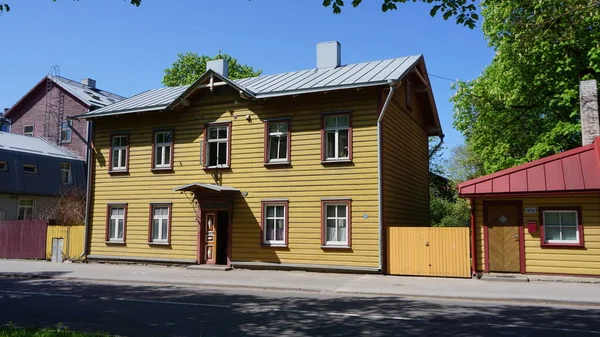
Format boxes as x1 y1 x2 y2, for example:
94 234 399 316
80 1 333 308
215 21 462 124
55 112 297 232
187 264 232 271
480 273 530 282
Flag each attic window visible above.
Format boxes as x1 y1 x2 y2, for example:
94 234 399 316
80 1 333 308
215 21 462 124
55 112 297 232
0 161 7 171
84 91 101 101
23 164 38 174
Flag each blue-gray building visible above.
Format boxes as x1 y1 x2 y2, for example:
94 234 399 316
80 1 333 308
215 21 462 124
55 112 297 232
0 131 86 221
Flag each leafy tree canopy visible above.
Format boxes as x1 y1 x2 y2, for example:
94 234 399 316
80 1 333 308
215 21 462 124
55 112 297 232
162 52 262 87
323 0 478 28
1 0 479 27
452 0 600 174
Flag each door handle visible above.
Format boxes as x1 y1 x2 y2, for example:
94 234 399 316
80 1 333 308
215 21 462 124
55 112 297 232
513 235 519 241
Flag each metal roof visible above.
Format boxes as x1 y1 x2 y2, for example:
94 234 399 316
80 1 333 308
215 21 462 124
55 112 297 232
0 132 83 160
51 76 125 107
172 183 240 193
458 139 600 196
80 55 422 118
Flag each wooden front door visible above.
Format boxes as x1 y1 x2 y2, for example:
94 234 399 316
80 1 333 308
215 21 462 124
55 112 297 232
204 212 217 264
487 204 521 272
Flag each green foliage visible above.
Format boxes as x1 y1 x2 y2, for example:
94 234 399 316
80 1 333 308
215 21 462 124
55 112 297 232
323 0 479 28
0 0 140 13
452 0 600 174
430 186 470 227
162 52 262 87
446 144 484 182
0 324 110 337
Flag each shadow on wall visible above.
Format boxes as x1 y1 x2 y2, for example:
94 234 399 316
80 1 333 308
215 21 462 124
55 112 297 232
1 276 599 336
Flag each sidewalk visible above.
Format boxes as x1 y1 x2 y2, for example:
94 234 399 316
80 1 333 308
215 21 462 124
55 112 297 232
1 259 599 305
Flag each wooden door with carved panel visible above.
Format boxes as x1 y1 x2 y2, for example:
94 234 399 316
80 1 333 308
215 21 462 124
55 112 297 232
204 212 217 264
487 204 521 272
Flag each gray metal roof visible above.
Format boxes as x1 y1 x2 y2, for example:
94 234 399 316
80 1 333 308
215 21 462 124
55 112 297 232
80 55 422 118
0 132 82 160
172 183 240 192
52 76 126 107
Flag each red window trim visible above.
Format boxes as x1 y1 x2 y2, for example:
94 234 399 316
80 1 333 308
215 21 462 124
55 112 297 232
108 132 130 174
263 119 291 165
151 129 174 171
320 112 353 163
539 206 585 248
260 200 290 247
320 199 352 248
105 203 127 244
148 203 173 245
203 122 232 170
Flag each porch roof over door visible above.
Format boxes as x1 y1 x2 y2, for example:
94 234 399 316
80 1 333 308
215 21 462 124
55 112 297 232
172 183 240 193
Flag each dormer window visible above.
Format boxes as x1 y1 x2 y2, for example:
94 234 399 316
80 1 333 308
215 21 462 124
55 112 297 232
23 164 37 174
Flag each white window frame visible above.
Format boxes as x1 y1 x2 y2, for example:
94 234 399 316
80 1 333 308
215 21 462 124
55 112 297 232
263 203 287 245
108 206 125 242
151 205 170 243
60 120 72 143
154 131 172 168
111 135 128 171
324 115 350 161
206 125 229 168
23 164 38 174
543 210 580 244
267 122 289 162
61 162 72 184
17 199 35 220
23 125 34 137
324 203 349 246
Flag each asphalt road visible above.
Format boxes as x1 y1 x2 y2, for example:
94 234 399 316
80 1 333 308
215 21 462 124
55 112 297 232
0 277 599 337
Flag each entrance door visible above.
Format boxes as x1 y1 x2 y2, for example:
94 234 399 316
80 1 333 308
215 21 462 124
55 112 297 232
487 204 521 272
202 210 230 265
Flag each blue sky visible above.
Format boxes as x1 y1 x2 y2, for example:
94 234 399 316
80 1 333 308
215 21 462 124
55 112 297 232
0 0 494 157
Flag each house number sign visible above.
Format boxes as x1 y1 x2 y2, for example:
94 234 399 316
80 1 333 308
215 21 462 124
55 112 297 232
525 208 537 214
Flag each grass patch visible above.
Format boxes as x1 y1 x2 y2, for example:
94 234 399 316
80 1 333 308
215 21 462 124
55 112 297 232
0 325 111 337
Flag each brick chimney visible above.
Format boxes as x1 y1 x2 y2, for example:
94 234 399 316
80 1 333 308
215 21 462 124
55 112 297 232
580 79 600 146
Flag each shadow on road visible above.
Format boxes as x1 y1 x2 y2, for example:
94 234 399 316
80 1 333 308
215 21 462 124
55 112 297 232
0 276 598 336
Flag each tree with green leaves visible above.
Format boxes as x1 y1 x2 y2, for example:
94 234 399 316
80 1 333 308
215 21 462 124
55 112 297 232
162 52 261 86
1 0 480 28
452 0 600 174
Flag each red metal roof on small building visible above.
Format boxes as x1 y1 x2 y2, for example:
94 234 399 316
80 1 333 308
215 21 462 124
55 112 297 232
458 138 600 196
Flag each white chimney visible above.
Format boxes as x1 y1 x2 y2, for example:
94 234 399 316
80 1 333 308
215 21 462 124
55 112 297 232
317 41 341 69
207 59 229 77
82 78 96 89
580 79 600 146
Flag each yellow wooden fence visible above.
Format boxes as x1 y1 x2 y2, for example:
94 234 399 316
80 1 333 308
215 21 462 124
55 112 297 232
46 225 85 261
387 227 471 278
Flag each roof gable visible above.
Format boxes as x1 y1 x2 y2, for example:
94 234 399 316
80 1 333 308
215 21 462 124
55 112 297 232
458 138 600 196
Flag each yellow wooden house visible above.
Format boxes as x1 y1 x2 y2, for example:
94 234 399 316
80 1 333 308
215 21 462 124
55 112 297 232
458 79 600 277
78 41 443 273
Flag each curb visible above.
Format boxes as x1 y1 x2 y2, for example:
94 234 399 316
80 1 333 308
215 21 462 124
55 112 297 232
2 273 600 308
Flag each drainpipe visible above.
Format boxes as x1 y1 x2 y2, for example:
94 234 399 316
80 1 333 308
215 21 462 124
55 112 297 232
82 120 94 259
377 79 399 273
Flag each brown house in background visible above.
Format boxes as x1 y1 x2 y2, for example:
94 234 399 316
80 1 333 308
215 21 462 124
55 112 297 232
3 76 125 160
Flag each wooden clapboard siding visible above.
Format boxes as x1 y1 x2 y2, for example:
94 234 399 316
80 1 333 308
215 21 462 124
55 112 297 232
474 195 600 275
382 81 429 228
89 88 382 267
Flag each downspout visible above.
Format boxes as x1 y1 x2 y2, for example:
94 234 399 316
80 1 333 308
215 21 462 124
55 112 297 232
377 79 399 273
82 120 94 259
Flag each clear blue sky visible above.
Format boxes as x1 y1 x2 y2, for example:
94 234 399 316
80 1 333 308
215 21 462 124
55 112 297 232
0 0 494 158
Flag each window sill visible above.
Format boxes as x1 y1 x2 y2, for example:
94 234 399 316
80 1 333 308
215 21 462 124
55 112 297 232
203 166 230 170
261 243 288 248
148 241 171 246
321 245 351 250
151 167 174 173
108 169 129 175
264 161 290 167
321 159 352 165
105 240 125 245
541 242 585 248
60 141 72 145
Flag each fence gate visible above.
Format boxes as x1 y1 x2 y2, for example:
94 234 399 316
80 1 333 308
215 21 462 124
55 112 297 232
387 227 471 278
0 220 47 259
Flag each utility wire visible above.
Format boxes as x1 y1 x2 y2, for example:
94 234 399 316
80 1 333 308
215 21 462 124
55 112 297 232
428 73 460 82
